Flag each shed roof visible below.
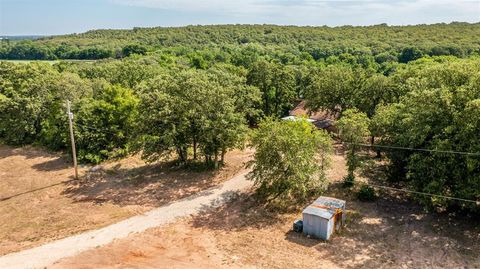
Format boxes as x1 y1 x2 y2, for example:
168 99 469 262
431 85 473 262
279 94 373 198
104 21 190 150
313 196 346 209
302 205 335 219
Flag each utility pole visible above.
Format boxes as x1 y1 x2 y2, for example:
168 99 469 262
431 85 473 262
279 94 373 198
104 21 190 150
67 100 78 180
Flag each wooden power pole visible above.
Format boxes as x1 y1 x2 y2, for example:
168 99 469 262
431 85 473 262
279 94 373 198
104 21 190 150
67 100 78 180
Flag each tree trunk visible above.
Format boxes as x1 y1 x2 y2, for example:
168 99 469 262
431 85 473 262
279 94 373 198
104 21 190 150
177 147 185 164
214 151 219 169
220 148 226 165
193 139 197 160
348 145 357 177
371 136 381 158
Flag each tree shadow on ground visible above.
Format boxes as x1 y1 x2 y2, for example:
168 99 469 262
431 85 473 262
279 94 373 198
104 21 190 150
0 144 72 172
31 157 71 172
190 191 299 231
357 155 390 182
0 144 67 161
61 161 237 208
190 179 480 268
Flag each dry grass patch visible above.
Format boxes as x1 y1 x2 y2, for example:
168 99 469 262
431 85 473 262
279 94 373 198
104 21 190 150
0 145 252 255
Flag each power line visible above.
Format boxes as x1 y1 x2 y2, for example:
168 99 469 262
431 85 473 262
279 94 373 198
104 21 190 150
346 180 480 205
0 179 75 202
342 142 479 204
345 142 480 156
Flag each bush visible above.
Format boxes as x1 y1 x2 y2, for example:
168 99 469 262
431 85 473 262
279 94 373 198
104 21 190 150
357 185 377 202
342 174 355 188
122 44 147 57
398 47 424 63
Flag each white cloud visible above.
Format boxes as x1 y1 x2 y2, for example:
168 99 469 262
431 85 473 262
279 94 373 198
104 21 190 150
111 0 480 25
112 0 254 12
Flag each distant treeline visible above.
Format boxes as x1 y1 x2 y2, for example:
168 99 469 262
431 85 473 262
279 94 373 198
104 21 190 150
1 23 479 61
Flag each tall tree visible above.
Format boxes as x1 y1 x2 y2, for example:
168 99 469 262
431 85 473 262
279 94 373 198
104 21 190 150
247 60 296 118
75 82 139 163
137 69 248 167
305 65 364 115
336 109 370 184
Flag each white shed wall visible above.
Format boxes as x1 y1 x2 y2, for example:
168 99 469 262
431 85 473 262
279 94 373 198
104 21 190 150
302 213 331 240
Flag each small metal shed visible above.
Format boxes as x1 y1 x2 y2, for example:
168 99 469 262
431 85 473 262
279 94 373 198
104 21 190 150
302 196 346 240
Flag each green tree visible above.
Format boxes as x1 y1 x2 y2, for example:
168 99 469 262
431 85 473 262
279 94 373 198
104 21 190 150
247 60 296 118
247 118 333 202
208 64 263 125
305 65 364 115
398 47 424 63
137 69 248 167
197 84 248 166
354 74 398 148
122 44 147 57
74 82 139 163
371 61 480 211
336 109 370 183
39 73 93 150
355 75 396 118
0 62 59 144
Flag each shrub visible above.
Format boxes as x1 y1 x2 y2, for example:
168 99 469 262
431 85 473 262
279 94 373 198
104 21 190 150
342 174 355 188
357 185 377 202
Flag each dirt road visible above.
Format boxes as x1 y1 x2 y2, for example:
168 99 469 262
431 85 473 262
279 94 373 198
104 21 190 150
0 171 252 269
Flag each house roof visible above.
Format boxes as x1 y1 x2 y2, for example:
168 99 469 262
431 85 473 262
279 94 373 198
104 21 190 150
289 100 338 122
281 116 315 122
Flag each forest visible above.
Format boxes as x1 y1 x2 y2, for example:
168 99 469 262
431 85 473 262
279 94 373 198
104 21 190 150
0 23 479 213
1 23 480 61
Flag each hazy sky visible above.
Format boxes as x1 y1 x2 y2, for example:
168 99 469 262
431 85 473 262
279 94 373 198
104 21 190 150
0 0 479 35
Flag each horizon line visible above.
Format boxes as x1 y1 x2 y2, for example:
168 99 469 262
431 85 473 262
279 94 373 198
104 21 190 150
2 21 479 37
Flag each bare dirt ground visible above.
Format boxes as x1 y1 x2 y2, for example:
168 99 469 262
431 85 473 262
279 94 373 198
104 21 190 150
51 148 480 269
0 144 253 256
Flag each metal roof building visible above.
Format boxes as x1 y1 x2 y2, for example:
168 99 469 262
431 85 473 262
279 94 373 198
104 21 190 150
302 196 346 240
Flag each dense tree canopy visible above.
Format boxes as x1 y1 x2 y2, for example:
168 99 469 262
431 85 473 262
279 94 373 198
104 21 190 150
1 23 479 62
247 60 297 117
371 59 480 211
136 68 254 166
0 23 479 212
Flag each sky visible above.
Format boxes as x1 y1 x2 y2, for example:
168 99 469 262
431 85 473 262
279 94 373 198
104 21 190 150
0 0 479 35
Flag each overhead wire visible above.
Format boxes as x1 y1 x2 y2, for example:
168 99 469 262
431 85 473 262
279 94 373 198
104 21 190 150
342 142 480 205
344 180 480 204
344 142 480 156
